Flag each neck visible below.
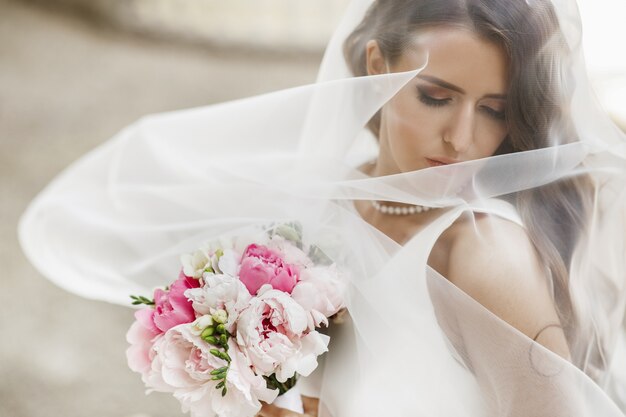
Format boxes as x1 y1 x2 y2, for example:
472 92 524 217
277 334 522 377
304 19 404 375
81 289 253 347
369 158 401 178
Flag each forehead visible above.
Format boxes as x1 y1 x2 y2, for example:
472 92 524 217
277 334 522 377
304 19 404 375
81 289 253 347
395 26 510 96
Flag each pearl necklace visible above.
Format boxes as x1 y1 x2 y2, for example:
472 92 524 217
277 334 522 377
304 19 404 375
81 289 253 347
371 200 432 215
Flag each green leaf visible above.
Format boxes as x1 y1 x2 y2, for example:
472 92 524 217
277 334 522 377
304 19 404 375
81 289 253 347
129 295 155 306
263 374 298 395
275 224 300 243
308 245 333 265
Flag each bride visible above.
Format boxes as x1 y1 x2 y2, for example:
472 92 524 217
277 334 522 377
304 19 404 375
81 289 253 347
19 0 626 416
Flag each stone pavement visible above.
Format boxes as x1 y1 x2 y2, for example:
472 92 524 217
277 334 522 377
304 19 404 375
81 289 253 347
0 1 319 416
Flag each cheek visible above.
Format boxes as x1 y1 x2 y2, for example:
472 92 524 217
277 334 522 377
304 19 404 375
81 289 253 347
474 121 508 156
383 94 439 151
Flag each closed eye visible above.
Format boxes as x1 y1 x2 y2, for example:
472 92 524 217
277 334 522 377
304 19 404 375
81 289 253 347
417 87 451 107
480 105 505 121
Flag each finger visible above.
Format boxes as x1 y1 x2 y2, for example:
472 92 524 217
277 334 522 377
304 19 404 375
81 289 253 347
260 402 310 417
302 396 320 415
257 402 273 417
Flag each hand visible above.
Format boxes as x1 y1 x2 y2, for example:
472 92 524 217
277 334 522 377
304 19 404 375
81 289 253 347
256 395 319 417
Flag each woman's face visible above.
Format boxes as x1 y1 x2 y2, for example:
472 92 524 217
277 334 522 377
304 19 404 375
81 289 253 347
367 26 509 174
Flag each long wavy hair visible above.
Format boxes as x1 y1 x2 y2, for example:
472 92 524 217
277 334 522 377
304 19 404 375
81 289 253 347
344 0 599 378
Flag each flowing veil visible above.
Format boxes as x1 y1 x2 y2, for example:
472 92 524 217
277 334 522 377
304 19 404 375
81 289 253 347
18 0 626 416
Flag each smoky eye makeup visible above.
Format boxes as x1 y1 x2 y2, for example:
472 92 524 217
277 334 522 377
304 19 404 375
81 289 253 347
416 86 451 107
416 82 507 120
479 100 506 121
481 106 506 121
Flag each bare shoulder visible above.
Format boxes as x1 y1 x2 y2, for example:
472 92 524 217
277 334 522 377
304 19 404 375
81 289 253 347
433 212 571 359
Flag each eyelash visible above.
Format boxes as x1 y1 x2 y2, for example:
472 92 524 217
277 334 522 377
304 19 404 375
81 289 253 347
481 106 506 121
417 88 506 121
417 89 450 107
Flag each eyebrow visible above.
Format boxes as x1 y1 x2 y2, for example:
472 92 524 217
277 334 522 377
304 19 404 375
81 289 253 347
416 74 507 100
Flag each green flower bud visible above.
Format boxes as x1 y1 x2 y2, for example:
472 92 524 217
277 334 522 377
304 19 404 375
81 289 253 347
215 324 226 334
201 327 215 338
210 350 232 362
215 381 225 389
210 366 228 375
221 387 227 397
203 335 219 345
220 334 228 346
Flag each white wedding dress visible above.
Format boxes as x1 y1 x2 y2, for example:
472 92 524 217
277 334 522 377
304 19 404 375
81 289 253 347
297 190 626 417
18 0 626 415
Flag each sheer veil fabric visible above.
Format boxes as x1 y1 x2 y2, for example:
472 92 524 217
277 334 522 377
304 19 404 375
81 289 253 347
19 0 626 416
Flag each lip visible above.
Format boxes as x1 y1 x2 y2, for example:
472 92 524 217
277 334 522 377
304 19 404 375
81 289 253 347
426 157 461 167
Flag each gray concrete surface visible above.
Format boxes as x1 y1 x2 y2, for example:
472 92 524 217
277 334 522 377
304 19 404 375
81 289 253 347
0 1 319 416
22 0 349 52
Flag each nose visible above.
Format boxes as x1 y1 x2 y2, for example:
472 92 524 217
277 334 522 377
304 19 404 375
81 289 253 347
442 104 474 154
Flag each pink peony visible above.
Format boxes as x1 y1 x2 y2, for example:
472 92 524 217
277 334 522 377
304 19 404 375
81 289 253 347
236 285 330 382
239 244 300 295
126 308 161 376
152 271 201 333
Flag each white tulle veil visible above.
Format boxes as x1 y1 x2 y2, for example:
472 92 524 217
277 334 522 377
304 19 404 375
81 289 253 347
19 0 626 416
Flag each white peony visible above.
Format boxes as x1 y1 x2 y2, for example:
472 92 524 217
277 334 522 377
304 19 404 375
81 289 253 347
291 264 346 330
185 274 251 333
235 285 330 382
145 324 277 417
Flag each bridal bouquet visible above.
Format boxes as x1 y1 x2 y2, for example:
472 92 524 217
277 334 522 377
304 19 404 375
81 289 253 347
126 223 345 417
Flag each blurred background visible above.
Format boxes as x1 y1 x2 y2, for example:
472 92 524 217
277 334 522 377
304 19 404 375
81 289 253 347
0 0 624 416
0 0 346 416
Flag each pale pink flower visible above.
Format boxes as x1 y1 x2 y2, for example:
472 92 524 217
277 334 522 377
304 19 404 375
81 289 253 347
236 285 330 382
266 235 314 269
239 244 299 295
145 324 276 417
126 308 161 375
291 265 346 330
